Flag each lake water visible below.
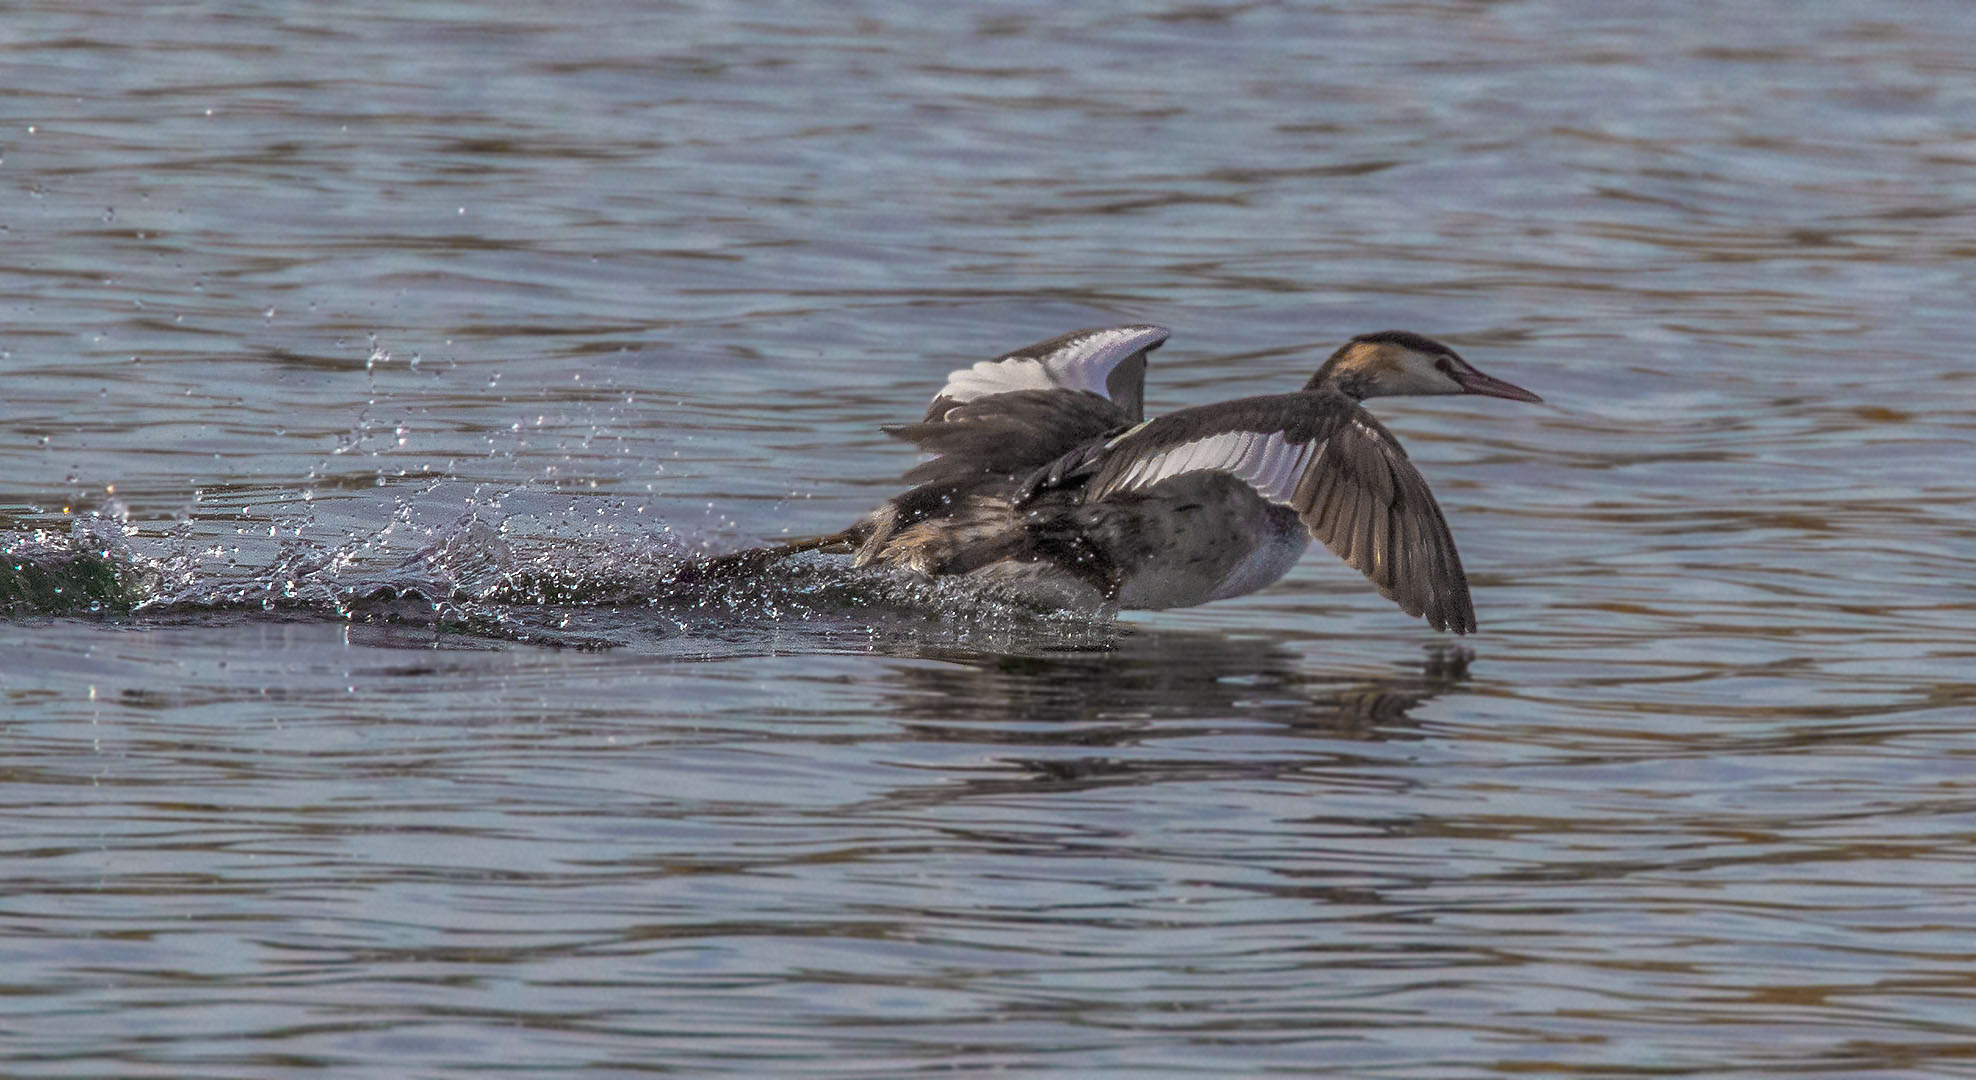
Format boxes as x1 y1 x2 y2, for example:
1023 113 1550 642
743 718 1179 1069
5 2 1975 1076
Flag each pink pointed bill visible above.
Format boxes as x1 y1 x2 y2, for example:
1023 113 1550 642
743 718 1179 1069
1454 365 1543 403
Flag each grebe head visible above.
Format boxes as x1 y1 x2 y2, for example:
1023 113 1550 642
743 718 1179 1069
1307 330 1543 403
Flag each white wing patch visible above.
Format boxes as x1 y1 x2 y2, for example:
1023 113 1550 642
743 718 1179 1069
935 325 1168 407
1097 430 1325 506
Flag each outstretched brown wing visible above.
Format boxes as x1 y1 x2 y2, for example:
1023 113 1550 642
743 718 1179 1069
1083 393 1477 632
1287 412 1475 633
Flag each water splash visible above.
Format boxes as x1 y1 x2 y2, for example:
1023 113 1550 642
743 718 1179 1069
1 497 1118 656
0 518 158 617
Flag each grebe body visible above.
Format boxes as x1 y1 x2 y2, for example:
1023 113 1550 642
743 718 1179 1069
809 325 1541 632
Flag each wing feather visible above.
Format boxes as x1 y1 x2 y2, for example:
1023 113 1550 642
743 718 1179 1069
1229 431 1264 477
889 390 1130 486
893 325 1169 490
927 325 1169 423
1398 493 1425 605
1252 438 1287 499
1355 482 1379 577
1340 481 1366 565
1370 488 1392 582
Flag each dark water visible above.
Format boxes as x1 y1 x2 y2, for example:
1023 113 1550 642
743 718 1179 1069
5 2 1976 1076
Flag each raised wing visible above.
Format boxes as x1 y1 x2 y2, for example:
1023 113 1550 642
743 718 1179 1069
888 325 1169 487
927 325 1169 423
1083 394 1477 632
890 389 1136 485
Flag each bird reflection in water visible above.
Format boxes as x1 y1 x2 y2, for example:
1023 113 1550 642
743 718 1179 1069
874 629 1472 796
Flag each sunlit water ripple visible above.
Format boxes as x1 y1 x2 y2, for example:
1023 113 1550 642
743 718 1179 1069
3 1 1974 1076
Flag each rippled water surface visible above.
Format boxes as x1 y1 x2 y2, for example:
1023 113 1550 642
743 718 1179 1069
5 2 1976 1076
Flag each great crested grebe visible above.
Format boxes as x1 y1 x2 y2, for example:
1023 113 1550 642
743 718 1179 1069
785 325 1541 632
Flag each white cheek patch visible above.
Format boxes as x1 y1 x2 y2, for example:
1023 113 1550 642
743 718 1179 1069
935 326 1168 406
1101 430 1324 507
